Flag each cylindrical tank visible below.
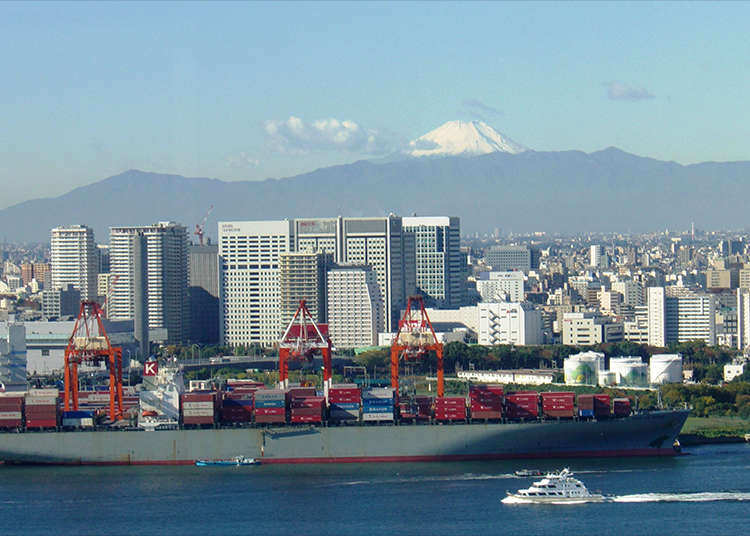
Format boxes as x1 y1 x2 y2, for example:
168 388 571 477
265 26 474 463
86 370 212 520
649 354 683 385
610 357 649 387
564 352 604 386
598 370 617 386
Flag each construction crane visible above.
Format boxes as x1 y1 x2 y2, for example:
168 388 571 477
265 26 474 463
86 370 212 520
278 300 333 397
390 295 444 398
193 204 214 246
63 301 124 421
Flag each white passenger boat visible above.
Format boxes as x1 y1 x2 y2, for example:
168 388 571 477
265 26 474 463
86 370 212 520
502 468 606 504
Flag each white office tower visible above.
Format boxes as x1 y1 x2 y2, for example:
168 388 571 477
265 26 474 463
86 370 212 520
648 287 715 347
561 312 624 345
0 322 26 386
402 216 463 308
476 271 524 302
590 244 608 269
649 354 683 384
737 289 750 350
293 216 415 332
50 225 97 300
327 265 384 348
219 220 294 346
564 351 605 386
478 302 542 346
109 222 189 345
609 356 649 387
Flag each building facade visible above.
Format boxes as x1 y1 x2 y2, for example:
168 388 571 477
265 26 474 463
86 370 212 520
478 302 542 346
402 216 463 308
648 287 716 347
50 225 98 300
189 244 220 344
109 222 189 346
476 271 524 303
279 251 327 327
484 245 532 272
562 312 624 346
327 265 384 348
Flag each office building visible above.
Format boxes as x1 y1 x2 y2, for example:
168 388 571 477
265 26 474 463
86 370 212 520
478 302 542 346
648 287 716 347
402 216 463 308
327 265 384 348
484 245 532 272
189 244 220 344
476 271 524 302
562 312 624 346
110 222 189 347
41 284 80 319
219 220 294 346
50 225 97 300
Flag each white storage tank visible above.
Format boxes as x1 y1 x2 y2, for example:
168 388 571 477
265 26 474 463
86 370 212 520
564 351 605 386
598 370 617 386
649 354 683 385
610 356 649 387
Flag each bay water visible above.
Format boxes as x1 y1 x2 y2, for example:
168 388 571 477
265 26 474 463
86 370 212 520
1 443 748 535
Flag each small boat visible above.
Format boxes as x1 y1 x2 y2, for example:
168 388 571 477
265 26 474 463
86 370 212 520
502 468 606 504
195 456 259 467
514 469 543 477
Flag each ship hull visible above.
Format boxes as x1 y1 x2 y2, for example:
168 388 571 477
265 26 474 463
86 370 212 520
0 410 688 465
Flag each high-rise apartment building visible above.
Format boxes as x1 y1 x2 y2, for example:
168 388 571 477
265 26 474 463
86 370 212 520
279 251 327 327
736 289 750 351
109 222 189 346
327 265 384 348
402 216 463 308
50 225 97 300
219 220 294 346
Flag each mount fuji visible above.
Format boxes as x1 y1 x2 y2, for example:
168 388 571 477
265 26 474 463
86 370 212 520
408 120 527 157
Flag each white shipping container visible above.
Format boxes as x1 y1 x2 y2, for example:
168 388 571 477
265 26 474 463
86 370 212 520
182 408 215 417
0 411 22 419
182 401 214 410
362 413 394 422
81 394 111 403
25 397 59 406
28 389 59 397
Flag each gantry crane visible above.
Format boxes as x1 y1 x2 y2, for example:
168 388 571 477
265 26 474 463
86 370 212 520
63 301 124 421
193 204 214 245
278 300 333 396
390 295 444 398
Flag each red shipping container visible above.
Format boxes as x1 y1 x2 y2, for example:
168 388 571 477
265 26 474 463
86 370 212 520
613 398 631 417
290 407 323 416
254 407 285 416
0 420 23 428
255 414 286 424
471 410 502 420
26 419 58 428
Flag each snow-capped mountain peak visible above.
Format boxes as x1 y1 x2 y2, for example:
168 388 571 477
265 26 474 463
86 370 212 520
408 120 526 157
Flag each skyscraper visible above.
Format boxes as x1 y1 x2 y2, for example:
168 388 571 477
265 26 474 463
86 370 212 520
402 216 463 308
50 225 97 300
327 265 384 348
648 287 715 346
189 244 220 344
219 220 294 346
279 251 327 327
109 222 189 346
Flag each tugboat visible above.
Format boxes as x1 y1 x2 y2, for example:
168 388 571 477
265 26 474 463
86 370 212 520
195 456 259 467
502 468 606 504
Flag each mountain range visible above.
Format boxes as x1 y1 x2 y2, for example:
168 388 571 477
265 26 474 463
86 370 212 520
1 144 749 243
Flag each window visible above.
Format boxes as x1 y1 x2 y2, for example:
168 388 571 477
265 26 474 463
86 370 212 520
41 349 50 357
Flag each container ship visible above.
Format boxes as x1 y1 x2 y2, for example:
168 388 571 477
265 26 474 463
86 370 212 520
0 374 689 466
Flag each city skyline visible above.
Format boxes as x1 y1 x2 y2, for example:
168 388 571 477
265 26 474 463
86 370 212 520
2 2 750 209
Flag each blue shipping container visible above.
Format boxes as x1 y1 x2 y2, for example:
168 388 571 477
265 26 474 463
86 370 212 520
255 400 285 408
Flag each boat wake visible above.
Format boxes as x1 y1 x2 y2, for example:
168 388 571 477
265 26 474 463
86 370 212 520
610 492 750 503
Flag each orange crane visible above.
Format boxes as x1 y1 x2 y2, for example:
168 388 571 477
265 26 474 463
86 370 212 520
278 300 333 396
390 295 444 398
193 204 214 245
63 301 124 421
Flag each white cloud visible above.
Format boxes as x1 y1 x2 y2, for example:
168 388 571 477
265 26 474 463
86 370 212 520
226 152 260 168
264 116 393 154
606 81 654 101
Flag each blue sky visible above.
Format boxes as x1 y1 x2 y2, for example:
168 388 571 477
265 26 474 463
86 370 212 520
2 1 749 208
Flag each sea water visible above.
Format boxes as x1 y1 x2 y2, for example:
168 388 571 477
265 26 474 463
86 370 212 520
1 443 748 535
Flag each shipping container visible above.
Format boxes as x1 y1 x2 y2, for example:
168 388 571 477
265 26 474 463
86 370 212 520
613 398 632 418
541 392 576 419
505 392 539 420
